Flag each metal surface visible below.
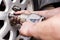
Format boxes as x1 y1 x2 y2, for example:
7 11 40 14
0 0 34 40
9 13 45 29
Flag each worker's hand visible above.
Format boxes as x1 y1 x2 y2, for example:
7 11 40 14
15 7 60 40
19 14 60 40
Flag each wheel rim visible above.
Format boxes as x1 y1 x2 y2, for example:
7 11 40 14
0 0 34 40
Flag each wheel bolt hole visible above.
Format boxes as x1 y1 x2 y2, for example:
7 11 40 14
20 0 23 3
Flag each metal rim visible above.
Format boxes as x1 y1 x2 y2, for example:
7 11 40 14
0 0 34 40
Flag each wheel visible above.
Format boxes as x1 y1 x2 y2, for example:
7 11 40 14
0 0 34 40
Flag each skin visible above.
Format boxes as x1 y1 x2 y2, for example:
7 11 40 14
15 7 60 40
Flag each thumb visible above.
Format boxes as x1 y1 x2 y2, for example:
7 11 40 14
19 21 35 36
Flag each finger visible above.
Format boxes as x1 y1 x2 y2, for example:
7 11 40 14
14 10 31 15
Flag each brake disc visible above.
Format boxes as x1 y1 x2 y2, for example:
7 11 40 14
0 0 34 40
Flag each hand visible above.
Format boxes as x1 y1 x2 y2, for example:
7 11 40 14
20 14 60 40
16 9 60 40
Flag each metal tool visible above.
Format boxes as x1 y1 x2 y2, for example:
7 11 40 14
8 13 45 29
